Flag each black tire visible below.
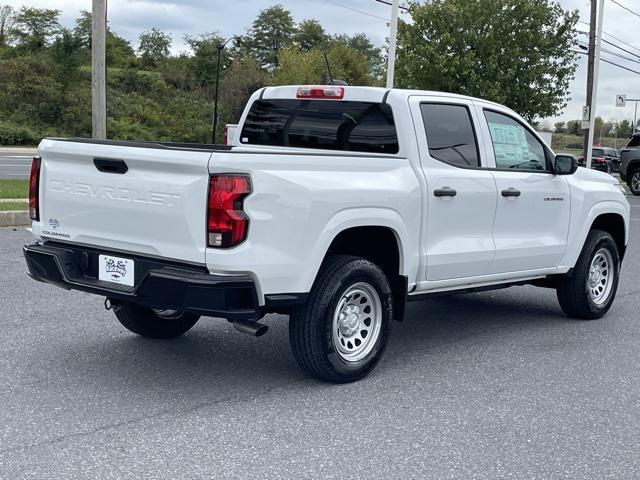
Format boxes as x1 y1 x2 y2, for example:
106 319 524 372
289 255 393 383
556 229 620 319
110 300 200 339
627 168 640 196
605 163 612 174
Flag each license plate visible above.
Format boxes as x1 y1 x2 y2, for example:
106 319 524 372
98 254 135 286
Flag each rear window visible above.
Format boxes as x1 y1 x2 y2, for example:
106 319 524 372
592 148 604 157
240 99 399 154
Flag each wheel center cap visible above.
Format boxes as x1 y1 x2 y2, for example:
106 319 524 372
339 304 360 336
589 267 601 287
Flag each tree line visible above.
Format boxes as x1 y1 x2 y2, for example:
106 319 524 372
553 118 635 139
0 1 580 145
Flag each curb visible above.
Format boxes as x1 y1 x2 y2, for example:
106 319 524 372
0 210 30 227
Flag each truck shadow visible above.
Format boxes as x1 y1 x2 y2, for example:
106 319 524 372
59 286 569 394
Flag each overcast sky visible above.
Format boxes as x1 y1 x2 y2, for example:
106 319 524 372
12 0 640 124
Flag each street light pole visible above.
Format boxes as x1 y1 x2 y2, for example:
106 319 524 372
211 37 236 144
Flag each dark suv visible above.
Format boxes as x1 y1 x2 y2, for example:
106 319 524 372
620 133 640 195
577 147 620 173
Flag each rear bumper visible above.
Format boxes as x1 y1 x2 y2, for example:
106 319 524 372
23 242 259 320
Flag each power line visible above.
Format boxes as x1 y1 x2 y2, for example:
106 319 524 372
609 0 640 21
577 41 640 64
571 49 640 75
374 0 411 13
578 20 640 57
578 30 640 61
323 0 388 21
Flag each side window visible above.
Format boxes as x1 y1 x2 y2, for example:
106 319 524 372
484 110 547 171
420 103 480 167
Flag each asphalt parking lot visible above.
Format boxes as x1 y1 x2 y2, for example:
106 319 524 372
2 198 640 479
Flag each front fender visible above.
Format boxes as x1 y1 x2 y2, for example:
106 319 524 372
559 199 629 269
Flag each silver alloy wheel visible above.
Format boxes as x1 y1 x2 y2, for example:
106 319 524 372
332 282 382 362
587 248 614 305
632 171 640 193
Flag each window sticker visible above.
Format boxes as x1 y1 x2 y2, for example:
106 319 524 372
487 122 530 163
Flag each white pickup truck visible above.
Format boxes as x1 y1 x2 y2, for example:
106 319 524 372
24 85 630 383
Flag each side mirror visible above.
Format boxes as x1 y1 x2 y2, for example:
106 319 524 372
554 154 578 175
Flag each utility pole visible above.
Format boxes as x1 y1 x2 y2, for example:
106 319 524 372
92 0 107 140
386 0 400 89
585 0 604 169
582 0 597 168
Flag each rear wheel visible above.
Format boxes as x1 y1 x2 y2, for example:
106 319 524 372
110 300 200 338
628 168 640 196
556 230 620 319
289 255 392 383
605 163 612 174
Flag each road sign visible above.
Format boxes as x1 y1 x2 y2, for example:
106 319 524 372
582 105 590 121
581 121 590 130
616 94 627 107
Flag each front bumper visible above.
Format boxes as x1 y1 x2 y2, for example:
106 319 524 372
23 242 259 320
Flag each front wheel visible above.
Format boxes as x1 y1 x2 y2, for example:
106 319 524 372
556 230 620 319
628 168 640 196
110 300 200 338
289 255 393 383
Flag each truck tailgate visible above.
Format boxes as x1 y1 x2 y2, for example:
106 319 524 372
37 139 212 264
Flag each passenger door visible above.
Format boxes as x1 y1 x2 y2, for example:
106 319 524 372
411 98 498 282
478 108 570 273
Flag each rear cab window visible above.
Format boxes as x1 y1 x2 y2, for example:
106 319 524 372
420 103 480 167
240 99 399 154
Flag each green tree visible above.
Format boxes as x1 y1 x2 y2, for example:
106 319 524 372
567 119 581 136
554 121 566 133
246 4 295 69
396 0 579 121
218 57 268 137
273 42 373 86
617 119 632 138
0 4 14 47
296 20 327 51
73 10 135 66
138 27 171 66
185 32 229 88
334 33 383 79
11 7 61 51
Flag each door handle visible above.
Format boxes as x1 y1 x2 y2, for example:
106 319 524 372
94 158 128 174
501 188 521 197
434 187 457 197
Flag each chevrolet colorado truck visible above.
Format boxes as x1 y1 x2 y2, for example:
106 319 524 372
24 86 630 383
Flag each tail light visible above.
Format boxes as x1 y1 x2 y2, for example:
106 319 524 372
29 156 41 221
207 174 251 248
593 157 605 164
296 86 344 99
223 126 229 145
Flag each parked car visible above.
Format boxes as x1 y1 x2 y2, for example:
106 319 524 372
619 133 640 195
24 86 630 383
577 147 620 173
